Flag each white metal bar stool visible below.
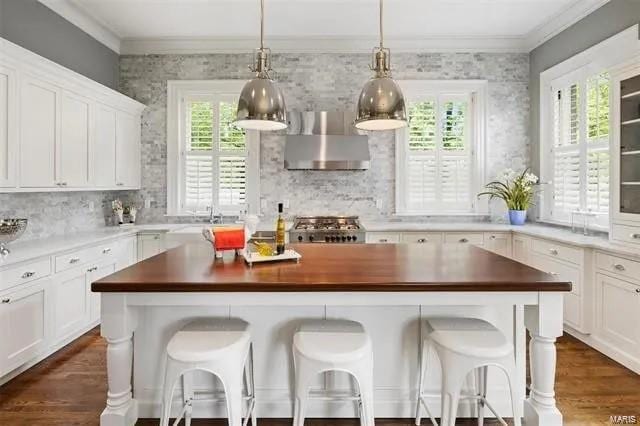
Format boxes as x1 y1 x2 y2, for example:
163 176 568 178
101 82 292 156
292 319 375 426
160 318 257 426
415 317 521 426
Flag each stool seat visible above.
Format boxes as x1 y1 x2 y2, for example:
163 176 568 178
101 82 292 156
425 317 512 358
293 319 372 363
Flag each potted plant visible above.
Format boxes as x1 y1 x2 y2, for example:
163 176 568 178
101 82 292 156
478 169 539 225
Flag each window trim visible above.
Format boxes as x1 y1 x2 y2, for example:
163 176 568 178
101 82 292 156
538 25 640 230
395 80 488 216
167 80 260 217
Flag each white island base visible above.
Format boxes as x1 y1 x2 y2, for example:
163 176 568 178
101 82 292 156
99 291 564 425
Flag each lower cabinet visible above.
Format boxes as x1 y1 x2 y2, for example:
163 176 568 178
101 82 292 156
138 232 166 260
0 280 48 376
483 232 512 257
594 273 640 361
52 267 91 342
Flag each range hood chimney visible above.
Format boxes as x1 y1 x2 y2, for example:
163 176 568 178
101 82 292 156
284 111 370 170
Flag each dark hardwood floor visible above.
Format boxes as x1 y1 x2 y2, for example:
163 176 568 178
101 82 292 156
0 328 638 425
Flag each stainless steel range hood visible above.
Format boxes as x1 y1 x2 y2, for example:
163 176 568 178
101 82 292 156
284 111 370 170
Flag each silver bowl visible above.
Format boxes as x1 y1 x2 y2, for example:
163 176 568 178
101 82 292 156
0 219 28 256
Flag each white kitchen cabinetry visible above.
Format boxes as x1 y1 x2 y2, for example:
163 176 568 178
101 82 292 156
115 111 141 188
365 232 400 244
512 234 531 265
0 64 17 188
138 232 167 261
58 90 92 188
52 266 91 341
0 38 144 193
0 280 48 376
19 76 58 187
594 273 640 367
93 104 117 187
484 232 512 257
88 261 117 323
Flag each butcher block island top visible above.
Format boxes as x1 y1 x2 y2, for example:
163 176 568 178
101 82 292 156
92 243 571 293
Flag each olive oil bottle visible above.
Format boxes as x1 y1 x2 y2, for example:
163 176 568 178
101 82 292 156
276 203 286 254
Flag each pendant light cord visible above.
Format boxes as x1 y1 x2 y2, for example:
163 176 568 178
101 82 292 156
260 0 265 50
379 0 384 49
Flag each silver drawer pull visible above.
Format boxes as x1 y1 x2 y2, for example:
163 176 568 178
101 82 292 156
417 238 427 243
379 239 388 243
459 238 469 243
116 182 124 186
490 235 496 240
21 271 36 279
549 249 559 255
103 248 112 254
631 233 640 239
1 298 10 304
636 288 640 293
614 263 626 271
153 235 160 240
69 257 80 264
549 272 560 276
87 266 98 273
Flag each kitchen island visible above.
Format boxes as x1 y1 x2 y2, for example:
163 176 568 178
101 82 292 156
93 243 570 426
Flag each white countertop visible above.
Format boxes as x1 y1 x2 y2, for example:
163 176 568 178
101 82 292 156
2 221 639 269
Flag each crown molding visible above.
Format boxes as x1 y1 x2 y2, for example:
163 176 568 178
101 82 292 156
38 0 121 53
120 35 529 55
524 0 611 51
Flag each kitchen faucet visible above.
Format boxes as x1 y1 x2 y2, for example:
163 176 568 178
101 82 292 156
208 207 224 224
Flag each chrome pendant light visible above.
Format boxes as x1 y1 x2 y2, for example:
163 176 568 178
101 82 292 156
355 0 407 131
235 0 287 131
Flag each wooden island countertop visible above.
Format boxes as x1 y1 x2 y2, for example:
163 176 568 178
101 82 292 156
92 243 571 293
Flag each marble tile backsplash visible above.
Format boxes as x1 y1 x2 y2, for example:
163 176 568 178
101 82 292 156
119 52 530 223
1 51 530 241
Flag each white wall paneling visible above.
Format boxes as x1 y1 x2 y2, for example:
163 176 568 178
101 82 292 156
0 37 144 193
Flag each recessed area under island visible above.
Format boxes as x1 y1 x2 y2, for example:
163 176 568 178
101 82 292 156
92 243 571 426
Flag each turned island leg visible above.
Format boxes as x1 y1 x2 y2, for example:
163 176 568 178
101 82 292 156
100 294 138 426
524 292 564 426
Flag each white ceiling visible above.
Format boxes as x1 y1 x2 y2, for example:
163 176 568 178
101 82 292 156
38 0 611 54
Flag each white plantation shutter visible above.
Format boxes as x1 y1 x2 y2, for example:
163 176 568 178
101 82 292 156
180 95 252 215
547 71 610 227
399 93 474 213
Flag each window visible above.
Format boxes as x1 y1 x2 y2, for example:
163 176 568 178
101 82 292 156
396 81 487 215
544 71 610 227
167 81 259 216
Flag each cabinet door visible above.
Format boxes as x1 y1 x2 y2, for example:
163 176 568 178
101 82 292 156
93 104 117 188
137 233 166 261
0 64 17 188
484 233 511 257
365 232 400 244
88 261 117 323
512 235 530 265
115 110 141 188
0 280 48 375
20 77 58 187
58 90 91 187
595 273 640 357
53 267 90 341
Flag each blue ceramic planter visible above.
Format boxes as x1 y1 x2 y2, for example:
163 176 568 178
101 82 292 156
509 210 527 225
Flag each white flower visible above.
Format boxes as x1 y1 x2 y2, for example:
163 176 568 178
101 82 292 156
524 172 539 184
500 168 517 181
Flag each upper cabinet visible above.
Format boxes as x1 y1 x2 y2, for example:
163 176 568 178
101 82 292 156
0 39 145 193
0 64 17 188
612 62 640 246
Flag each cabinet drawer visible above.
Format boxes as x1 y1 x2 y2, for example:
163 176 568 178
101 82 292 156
366 232 400 244
611 223 640 246
529 253 581 295
596 252 640 282
444 232 484 245
0 258 51 292
400 232 443 244
532 238 583 265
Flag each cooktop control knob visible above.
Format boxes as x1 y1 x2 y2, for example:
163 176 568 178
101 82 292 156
325 236 330 243
308 235 314 242
297 235 303 242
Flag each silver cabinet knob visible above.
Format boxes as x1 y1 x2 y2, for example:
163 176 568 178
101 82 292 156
459 238 469 243
631 234 640 239
417 238 427 243
379 239 388 243
116 182 124 186
614 264 626 271
69 257 80 264
1 298 10 304
636 288 640 293
490 235 497 240
21 271 36 279
103 248 112 254
87 266 98 272
549 249 559 255
153 235 160 240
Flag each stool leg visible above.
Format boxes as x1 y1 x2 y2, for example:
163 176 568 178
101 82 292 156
160 357 180 426
475 366 488 426
439 352 467 426
248 344 257 426
222 371 245 426
182 372 193 426
441 390 461 426
501 359 522 426
351 354 374 426
415 340 427 425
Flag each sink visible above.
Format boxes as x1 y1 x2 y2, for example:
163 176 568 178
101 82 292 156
169 224 241 234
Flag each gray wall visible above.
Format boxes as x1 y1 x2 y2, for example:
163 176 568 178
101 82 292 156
0 0 119 89
529 0 640 174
